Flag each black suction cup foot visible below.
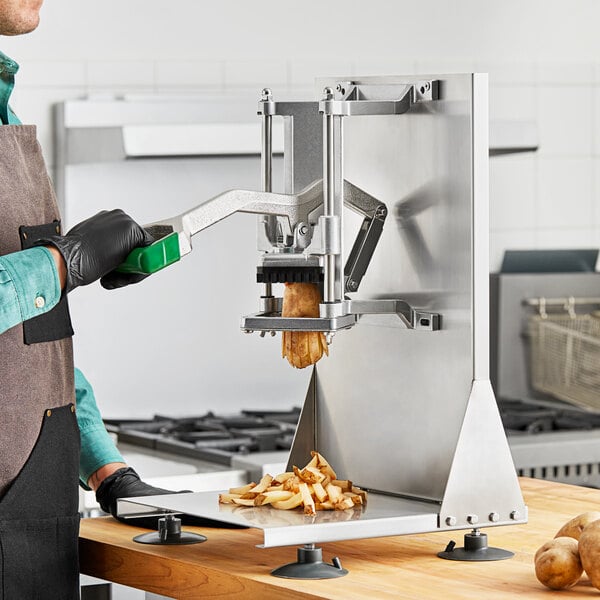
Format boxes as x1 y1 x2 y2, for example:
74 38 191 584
133 514 207 545
271 544 348 579
438 530 514 561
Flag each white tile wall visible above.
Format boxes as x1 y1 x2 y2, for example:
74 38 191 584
537 86 593 156
155 60 224 89
87 60 155 88
289 58 353 89
489 85 537 121
537 158 593 228
2 0 600 272
224 59 288 89
489 155 537 230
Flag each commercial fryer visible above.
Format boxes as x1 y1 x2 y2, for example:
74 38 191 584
117 73 526 569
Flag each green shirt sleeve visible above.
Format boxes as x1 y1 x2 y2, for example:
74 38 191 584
0 246 61 333
75 367 125 489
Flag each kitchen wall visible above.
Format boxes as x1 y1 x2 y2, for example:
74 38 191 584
2 0 598 272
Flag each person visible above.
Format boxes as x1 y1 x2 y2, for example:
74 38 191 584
0 1 178 597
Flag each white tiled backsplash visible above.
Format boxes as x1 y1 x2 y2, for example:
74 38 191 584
3 0 600 272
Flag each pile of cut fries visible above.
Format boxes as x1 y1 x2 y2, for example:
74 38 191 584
218 451 367 516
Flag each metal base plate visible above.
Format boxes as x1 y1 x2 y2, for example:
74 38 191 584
118 490 438 548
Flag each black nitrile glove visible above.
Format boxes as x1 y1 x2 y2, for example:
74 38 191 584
95 467 183 519
36 209 153 292
95 466 247 530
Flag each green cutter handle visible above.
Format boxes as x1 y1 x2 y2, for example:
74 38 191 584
117 231 181 274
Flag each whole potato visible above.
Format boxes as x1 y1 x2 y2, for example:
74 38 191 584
555 511 600 541
579 520 600 589
535 537 583 590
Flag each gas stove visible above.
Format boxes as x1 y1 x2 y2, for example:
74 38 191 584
80 408 302 517
499 398 600 434
499 398 600 488
104 407 301 467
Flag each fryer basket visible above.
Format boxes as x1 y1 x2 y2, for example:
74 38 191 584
528 313 600 410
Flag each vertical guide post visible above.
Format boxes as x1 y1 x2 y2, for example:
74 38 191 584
322 88 344 305
260 88 275 297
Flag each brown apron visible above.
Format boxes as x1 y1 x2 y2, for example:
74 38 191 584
0 125 80 599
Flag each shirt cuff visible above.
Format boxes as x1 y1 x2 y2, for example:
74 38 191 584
0 246 61 322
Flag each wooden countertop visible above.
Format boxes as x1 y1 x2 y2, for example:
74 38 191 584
79 478 600 599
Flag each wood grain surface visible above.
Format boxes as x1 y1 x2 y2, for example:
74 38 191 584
79 478 600 599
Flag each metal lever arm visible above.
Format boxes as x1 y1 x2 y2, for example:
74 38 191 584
118 180 323 274
177 179 323 254
343 181 387 293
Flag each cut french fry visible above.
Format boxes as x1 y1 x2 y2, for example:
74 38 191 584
351 486 368 503
311 451 337 480
344 492 363 505
218 493 242 504
335 497 355 511
272 492 303 510
254 490 295 506
303 466 326 483
228 483 256 495
247 474 273 494
332 479 352 492
312 481 327 503
304 454 319 470
232 498 257 506
299 482 316 516
283 476 300 492
218 451 367 515
272 472 294 484
326 483 343 504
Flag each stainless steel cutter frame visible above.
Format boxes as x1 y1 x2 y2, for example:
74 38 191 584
118 74 527 548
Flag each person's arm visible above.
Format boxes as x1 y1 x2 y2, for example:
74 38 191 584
75 368 126 490
0 246 62 334
0 208 151 336
76 368 182 519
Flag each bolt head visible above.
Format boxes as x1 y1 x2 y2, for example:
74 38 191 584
445 516 457 526
466 514 479 525
489 512 500 523
322 86 334 100
510 510 521 521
